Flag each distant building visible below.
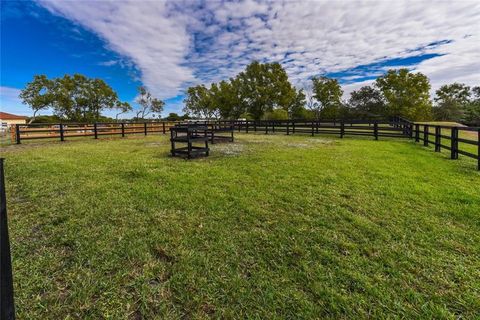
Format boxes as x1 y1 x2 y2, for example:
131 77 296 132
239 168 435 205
0 112 27 131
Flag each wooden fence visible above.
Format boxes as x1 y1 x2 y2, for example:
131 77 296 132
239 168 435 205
10 118 480 170
393 116 480 170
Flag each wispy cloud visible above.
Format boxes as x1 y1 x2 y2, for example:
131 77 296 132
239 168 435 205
36 0 480 101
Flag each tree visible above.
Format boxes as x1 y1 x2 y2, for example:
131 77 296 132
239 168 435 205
283 88 306 119
375 69 432 121
210 80 245 119
164 112 182 121
135 86 165 120
183 84 216 119
348 86 386 119
264 109 289 120
433 83 470 121
464 86 480 125
114 102 132 121
19 75 55 123
51 74 89 121
50 74 123 122
236 61 298 120
311 76 343 120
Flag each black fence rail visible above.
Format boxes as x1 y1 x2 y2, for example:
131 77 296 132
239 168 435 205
224 119 408 140
393 116 480 170
13 119 406 143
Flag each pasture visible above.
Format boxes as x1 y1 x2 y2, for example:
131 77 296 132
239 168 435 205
2 133 480 319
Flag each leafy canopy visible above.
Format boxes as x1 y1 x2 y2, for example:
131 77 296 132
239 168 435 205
20 74 129 122
375 68 432 121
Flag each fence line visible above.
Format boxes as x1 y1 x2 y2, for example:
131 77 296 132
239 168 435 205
12 120 406 143
10 118 480 170
393 116 479 170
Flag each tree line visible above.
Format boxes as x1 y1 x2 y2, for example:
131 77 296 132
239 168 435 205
183 62 480 124
20 64 479 124
20 74 164 123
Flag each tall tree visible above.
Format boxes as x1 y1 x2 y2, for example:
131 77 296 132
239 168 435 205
433 83 470 121
348 86 386 119
210 80 245 119
50 74 123 122
236 61 297 120
19 75 55 123
283 88 306 119
375 69 432 121
311 76 343 120
183 84 216 119
135 86 165 120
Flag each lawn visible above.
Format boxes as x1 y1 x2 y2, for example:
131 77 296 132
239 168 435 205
2 133 480 319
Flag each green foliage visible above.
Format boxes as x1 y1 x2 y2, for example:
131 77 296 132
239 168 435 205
135 86 165 120
283 88 306 119
183 84 218 119
184 62 302 120
375 69 432 121
236 61 299 120
311 76 343 120
464 86 480 125
114 102 132 121
348 86 387 119
20 74 129 122
164 112 182 121
433 83 470 122
19 75 55 123
264 108 289 120
210 80 245 119
28 114 63 124
52 74 121 122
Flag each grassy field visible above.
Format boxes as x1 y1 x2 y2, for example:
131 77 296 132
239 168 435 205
2 133 480 319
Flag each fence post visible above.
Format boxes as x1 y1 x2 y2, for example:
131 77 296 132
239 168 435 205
15 125 21 145
415 124 420 142
265 121 268 134
287 121 290 135
409 123 414 139
0 158 15 320
94 123 98 139
477 128 479 170
254 121 257 132
272 121 275 133
246 121 249 133
451 127 458 159
144 122 148 136
293 121 296 134
121 123 125 137
424 125 429 147
374 122 378 140
59 123 64 142
340 121 344 138
162 122 166 134
435 126 441 152
311 121 315 136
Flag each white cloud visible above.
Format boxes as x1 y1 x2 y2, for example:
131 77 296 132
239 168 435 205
39 0 195 99
37 0 480 103
0 86 33 116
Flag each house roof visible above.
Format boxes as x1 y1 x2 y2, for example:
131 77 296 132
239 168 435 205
0 112 27 120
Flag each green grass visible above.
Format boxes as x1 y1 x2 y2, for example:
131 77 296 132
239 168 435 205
2 133 480 319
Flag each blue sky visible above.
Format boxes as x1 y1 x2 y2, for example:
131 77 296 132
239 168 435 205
1 0 479 118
